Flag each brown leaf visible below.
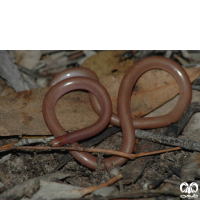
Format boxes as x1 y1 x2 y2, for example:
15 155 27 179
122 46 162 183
82 50 135 77
0 67 199 136
99 67 200 117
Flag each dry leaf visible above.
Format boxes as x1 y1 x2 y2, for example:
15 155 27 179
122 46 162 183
30 180 119 199
0 67 199 136
100 67 200 117
29 174 121 199
16 50 42 69
0 85 15 96
82 50 135 77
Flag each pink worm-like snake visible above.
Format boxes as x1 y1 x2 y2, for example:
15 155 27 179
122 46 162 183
42 56 192 170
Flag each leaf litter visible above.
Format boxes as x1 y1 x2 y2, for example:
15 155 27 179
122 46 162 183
0 50 200 199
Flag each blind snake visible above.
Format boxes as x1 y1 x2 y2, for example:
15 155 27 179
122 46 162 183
42 56 192 170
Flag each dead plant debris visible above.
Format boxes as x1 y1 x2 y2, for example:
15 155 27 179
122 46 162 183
0 50 200 199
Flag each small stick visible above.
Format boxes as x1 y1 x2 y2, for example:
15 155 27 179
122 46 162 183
78 174 122 196
0 141 18 151
65 50 83 56
68 52 84 60
42 50 63 55
0 145 181 160
135 128 200 152
51 126 122 173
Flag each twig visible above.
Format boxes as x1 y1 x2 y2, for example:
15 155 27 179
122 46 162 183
0 137 54 153
14 136 54 147
2 102 199 172
135 129 200 151
50 126 121 173
0 141 18 152
78 174 122 197
0 145 181 160
42 50 63 55
65 50 83 57
132 147 181 158
68 51 84 61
